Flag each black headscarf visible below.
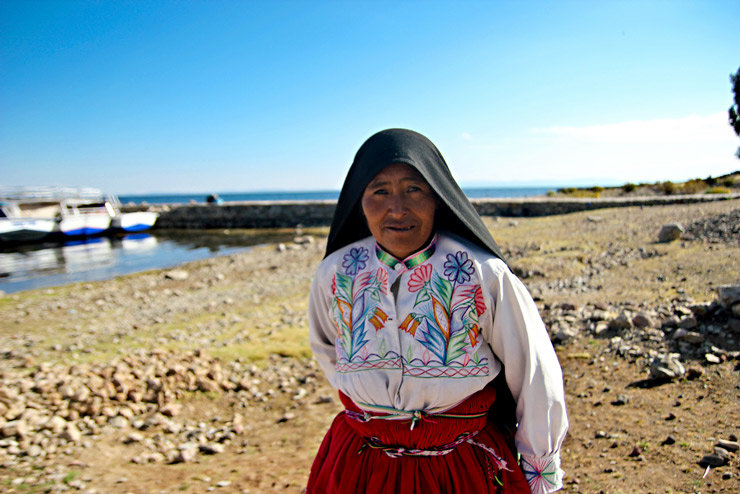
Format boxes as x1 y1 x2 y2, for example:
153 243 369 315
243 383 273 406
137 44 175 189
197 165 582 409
325 128 505 262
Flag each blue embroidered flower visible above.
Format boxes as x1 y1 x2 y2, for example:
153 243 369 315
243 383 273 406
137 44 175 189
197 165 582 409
443 251 474 284
342 247 369 275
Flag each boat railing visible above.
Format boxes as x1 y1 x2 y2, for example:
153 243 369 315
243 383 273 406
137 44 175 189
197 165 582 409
0 186 108 203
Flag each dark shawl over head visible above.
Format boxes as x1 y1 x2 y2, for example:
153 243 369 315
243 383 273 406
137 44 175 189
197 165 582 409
325 128 505 262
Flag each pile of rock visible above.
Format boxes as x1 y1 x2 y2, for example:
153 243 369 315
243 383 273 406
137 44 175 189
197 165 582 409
543 284 740 377
683 208 740 246
0 349 321 468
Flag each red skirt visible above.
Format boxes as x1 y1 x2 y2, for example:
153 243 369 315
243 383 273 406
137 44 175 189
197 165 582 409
306 384 530 493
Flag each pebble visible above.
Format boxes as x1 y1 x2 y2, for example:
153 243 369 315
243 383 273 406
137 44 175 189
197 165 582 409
658 223 684 242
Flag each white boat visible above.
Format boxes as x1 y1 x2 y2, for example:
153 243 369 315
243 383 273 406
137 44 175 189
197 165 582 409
56 198 115 237
110 210 159 233
0 200 60 244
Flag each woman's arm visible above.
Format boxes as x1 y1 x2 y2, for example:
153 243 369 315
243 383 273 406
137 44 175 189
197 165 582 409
481 259 569 494
308 267 339 388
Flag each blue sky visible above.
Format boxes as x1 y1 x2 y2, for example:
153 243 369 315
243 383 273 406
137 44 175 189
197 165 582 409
1 1 739 194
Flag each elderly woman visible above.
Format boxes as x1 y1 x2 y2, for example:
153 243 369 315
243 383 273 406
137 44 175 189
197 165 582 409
307 129 568 493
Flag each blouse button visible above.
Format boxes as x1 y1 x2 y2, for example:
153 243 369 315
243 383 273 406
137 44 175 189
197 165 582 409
394 264 403 271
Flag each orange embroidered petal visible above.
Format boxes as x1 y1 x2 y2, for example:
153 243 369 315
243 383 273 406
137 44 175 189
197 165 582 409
432 296 450 339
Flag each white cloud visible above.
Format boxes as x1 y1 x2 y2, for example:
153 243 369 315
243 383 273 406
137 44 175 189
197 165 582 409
535 112 736 144
461 132 473 141
450 112 739 185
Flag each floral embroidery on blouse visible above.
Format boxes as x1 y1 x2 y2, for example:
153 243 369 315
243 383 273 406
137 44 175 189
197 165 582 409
331 261 393 366
404 255 487 369
330 245 490 378
342 247 369 275
443 251 475 284
521 455 559 492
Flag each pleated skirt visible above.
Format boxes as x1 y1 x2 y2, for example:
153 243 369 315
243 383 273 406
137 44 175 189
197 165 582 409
306 384 530 493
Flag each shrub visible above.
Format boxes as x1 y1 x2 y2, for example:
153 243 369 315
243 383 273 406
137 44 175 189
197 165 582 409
705 187 731 194
721 177 735 187
622 183 637 193
682 179 708 194
660 181 677 195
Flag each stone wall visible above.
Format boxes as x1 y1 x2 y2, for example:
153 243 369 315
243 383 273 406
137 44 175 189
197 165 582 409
150 194 740 230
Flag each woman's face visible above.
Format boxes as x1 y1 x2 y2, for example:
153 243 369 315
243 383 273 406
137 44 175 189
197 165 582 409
361 163 437 259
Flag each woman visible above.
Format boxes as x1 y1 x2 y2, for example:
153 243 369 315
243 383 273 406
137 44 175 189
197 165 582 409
307 129 568 493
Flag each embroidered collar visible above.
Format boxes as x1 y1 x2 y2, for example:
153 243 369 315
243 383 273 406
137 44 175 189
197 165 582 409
375 236 437 270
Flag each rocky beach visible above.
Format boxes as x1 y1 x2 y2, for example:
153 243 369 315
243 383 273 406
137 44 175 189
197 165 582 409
0 198 738 493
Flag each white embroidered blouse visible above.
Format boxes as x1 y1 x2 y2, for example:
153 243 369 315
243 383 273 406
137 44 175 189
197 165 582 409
309 232 568 493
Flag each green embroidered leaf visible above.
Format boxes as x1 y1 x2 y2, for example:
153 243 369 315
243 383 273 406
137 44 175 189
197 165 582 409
335 272 353 300
406 344 413 362
472 351 481 365
432 273 453 309
414 289 431 306
446 331 468 363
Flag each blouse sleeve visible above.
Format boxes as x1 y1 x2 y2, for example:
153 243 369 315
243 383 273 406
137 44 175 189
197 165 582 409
308 263 339 388
480 259 569 494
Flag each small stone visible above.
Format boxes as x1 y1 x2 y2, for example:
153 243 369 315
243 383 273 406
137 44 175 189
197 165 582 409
108 416 129 428
216 480 232 488
277 413 295 423
716 439 739 452
699 453 728 467
704 353 721 364
595 430 607 439
658 223 684 242
175 444 198 463
159 403 182 417
649 354 685 380
164 270 189 281
662 435 676 445
611 395 630 406
628 445 642 457
632 313 652 328
200 443 226 455
61 423 82 443
123 432 144 444
609 312 633 331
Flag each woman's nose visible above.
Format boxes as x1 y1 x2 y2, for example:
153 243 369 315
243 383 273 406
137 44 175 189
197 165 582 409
387 193 407 214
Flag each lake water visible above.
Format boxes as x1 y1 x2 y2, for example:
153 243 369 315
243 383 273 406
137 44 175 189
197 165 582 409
0 230 299 295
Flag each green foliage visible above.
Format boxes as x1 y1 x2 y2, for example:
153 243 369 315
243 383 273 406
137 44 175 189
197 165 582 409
705 186 731 194
682 178 708 194
622 182 637 192
660 181 677 195
730 66 740 158
721 177 735 187
556 187 601 198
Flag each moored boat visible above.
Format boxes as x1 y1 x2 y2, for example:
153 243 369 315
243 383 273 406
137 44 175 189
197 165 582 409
0 187 157 244
110 211 159 233
0 199 59 244
57 198 115 237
